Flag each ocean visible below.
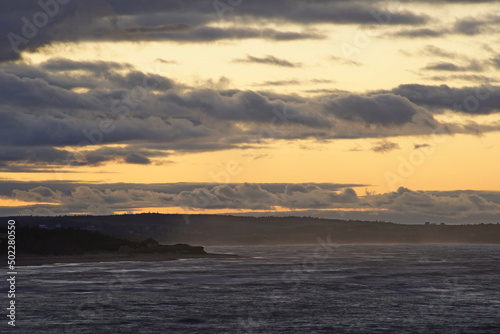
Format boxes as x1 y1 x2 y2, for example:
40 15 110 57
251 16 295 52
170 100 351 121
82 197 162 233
10 244 500 333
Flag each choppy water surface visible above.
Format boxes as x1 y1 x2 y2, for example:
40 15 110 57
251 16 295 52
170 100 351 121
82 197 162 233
9 244 500 333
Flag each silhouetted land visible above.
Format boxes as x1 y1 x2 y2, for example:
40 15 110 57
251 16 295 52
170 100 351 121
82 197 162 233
3 214 500 246
1 225 237 266
9 226 207 255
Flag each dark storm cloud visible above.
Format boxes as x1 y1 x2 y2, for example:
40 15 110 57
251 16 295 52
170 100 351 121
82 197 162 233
0 71 100 109
391 14 500 39
0 59 174 101
261 30 324 41
98 0 428 26
0 62 209 151
0 58 499 168
0 145 161 167
4 1 498 64
233 1 428 25
0 165 78 174
119 26 324 42
0 0 78 61
388 84 500 114
41 58 132 72
233 55 302 68
172 88 328 127
324 94 422 126
422 61 483 72
0 62 106 90
0 0 428 62
391 28 446 38
0 146 68 164
78 146 161 165
124 152 150 164
0 108 212 148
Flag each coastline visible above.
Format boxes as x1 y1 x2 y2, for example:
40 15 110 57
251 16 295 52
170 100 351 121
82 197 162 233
15 252 239 266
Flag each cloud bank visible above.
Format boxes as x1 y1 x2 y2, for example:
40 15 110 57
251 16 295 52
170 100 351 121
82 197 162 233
3 181 500 224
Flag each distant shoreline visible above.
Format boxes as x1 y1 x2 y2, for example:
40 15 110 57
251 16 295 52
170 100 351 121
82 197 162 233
16 252 239 266
5 214 500 245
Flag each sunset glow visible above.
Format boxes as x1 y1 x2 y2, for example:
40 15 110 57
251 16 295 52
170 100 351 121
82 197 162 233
1 0 500 223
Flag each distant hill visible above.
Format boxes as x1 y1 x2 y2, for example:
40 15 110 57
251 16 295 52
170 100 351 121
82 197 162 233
3 214 500 245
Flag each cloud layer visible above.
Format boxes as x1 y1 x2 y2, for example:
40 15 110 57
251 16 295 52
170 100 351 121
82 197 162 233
0 0 431 62
3 181 500 224
1 57 499 169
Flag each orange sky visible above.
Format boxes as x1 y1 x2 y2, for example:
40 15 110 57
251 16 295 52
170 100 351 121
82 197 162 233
1 0 500 222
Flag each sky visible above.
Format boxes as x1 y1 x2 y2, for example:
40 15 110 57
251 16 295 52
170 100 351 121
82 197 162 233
0 0 499 224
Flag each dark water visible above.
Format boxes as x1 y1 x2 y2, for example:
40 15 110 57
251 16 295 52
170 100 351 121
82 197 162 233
6 244 500 333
